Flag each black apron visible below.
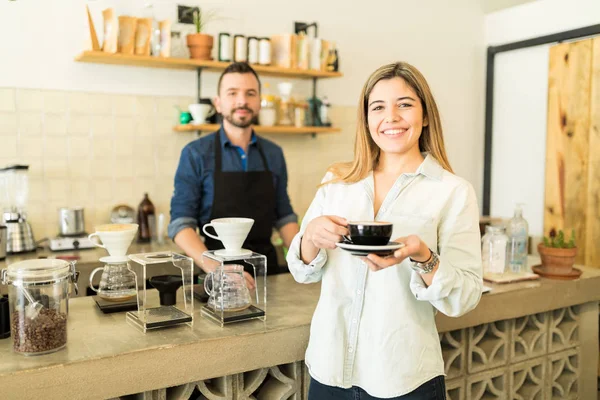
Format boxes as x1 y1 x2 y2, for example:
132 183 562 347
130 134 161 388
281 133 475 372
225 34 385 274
203 131 279 274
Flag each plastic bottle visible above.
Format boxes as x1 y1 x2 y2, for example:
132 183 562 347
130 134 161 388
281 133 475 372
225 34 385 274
506 204 529 273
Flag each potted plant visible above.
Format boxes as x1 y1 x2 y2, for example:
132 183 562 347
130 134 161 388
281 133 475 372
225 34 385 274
537 229 577 274
186 8 215 60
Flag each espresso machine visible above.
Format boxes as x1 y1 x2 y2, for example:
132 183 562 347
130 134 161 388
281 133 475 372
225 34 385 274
0 165 35 253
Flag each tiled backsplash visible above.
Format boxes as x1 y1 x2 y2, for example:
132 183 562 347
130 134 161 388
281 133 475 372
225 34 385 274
0 88 355 240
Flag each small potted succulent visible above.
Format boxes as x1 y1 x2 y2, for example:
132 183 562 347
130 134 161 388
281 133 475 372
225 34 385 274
186 8 215 60
537 229 577 274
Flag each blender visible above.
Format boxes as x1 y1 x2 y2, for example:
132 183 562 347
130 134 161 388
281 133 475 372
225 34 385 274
0 165 35 253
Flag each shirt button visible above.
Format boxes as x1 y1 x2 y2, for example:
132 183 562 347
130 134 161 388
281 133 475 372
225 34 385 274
356 289 362 295
241 155 246 159
352 319 357 324
348 347 354 353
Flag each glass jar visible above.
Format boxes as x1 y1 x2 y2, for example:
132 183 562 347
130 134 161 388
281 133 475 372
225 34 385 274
482 225 508 274
1 259 79 355
259 93 277 127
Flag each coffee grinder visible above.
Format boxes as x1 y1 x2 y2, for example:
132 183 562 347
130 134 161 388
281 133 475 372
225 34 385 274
0 165 35 253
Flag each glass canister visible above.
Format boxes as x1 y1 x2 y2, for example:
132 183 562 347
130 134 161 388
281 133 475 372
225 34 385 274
482 225 508 274
1 259 79 355
259 84 278 127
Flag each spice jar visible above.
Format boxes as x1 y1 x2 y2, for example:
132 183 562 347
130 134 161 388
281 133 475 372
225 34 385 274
1 259 79 355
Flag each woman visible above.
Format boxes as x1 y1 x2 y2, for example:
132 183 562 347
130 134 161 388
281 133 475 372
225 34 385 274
286 62 483 399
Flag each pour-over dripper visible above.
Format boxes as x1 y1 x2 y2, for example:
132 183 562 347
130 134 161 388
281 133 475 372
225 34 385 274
149 275 183 306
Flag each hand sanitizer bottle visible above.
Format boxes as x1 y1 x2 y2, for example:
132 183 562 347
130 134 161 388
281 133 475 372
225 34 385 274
506 204 529 273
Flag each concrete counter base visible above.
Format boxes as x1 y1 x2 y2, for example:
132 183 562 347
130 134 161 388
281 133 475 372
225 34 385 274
1 258 599 399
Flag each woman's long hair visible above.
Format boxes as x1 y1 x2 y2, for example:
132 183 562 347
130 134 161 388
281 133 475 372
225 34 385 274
326 62 453 185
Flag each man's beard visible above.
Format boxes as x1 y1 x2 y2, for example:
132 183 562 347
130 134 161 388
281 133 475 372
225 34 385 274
224 107 255 128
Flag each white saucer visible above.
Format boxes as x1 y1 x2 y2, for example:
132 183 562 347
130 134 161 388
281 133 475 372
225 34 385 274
335 241 405 257
214 248 253 258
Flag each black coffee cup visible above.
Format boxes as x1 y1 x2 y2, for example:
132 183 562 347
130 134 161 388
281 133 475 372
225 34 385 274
345 221 393 246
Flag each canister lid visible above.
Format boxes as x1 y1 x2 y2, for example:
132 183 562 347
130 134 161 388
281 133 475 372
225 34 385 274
5 259 71 283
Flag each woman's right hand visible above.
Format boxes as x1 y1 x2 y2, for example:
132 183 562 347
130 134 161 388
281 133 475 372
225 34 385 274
303 216 349 250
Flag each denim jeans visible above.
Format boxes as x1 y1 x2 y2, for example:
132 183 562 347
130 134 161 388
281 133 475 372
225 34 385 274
308 376 446 400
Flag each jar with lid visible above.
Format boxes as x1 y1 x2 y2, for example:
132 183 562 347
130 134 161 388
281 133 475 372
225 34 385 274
1 259 79 355
259 83 277 126
258 37 271 65
481 225 508 274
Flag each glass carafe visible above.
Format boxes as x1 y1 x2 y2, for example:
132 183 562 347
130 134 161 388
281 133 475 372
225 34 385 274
89 257 137 302
204 264 251 312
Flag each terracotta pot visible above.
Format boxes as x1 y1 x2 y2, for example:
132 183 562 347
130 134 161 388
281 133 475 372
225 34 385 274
537 243 577 274
186 33 214 60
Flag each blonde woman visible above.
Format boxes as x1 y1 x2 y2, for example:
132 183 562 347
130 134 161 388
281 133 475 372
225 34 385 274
286 62 483 399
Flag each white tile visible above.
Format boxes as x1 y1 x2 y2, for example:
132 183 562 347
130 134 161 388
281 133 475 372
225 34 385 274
88 93 112 115
67 92 90 115
114 179 135 203
113 95 136 116
23 160 43 179
114 158 134 178
17 89 44 111
19 137 44 159
0 112 18 135
45 136 69 159
18 112 43 136
135 96 156 116
92 138 113 158
69 137 91 159
156 97 180 118
133 178 155 200
71 180 91 204
133 137 154 156
47 179 70 202
156 138 181 159
68 114 90 136
44 159 69 178
44 113 67 136
115 136 134 157
154 117 176 137
114 116 135 136
90 115 114 137
27 178 44 206
0 136 17 158
133 158 155 178
43 91 66 114
157 158 178 178
91 158 114 178
135 119 155 137
93 179 113 202
0 88 16 112
69 159 91 179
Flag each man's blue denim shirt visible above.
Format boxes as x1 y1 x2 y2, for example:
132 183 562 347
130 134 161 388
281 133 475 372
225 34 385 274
168 127 298 239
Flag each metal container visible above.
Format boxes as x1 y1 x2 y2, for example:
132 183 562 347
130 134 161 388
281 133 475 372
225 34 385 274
58 207 85 237
0 225 6 260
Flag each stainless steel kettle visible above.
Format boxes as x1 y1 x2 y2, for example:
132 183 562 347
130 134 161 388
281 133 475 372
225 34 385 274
58 207 85 237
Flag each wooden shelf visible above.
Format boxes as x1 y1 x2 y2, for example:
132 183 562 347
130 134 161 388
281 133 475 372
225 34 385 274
173 124 341 135
75 51 343 79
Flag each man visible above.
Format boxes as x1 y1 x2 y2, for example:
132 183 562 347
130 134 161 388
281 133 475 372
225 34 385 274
168 62 299 277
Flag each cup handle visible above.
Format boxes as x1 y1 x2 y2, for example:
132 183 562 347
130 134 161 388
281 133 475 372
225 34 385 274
342 235 352 243
88 233 106 249
202 224 220 241
89 267 102 293
203 272 214 297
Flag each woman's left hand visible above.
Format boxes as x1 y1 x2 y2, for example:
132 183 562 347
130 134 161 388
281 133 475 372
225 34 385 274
363 235 431 272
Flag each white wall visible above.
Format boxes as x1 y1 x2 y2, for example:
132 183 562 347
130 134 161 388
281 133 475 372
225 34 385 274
0 0 486 195
485 0 600 235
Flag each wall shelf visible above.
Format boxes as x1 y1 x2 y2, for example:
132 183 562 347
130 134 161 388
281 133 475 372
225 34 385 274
75 51 343 79
173 124 341 135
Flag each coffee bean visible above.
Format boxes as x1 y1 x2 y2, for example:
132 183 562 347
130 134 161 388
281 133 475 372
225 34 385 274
11 308 67 354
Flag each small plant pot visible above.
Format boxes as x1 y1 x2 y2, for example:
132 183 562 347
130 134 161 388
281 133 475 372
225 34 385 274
186 33 214 60
537 243 577 274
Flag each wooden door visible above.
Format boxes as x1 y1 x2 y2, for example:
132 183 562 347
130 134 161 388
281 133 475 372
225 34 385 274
544 38 600 267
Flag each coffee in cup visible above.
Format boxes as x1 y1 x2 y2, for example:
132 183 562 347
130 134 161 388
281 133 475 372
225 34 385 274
346 221 393 246
88 223 138 257
202 218 254 255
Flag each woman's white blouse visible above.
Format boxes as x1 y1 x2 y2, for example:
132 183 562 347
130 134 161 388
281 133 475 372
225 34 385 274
286 154 483 398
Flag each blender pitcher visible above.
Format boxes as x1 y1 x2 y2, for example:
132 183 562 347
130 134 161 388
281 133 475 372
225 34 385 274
1 165 35 253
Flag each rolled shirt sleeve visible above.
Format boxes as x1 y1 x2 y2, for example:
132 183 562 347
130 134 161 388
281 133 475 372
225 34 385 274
409 181 483 317
168 145 203 239
286 173 332 283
